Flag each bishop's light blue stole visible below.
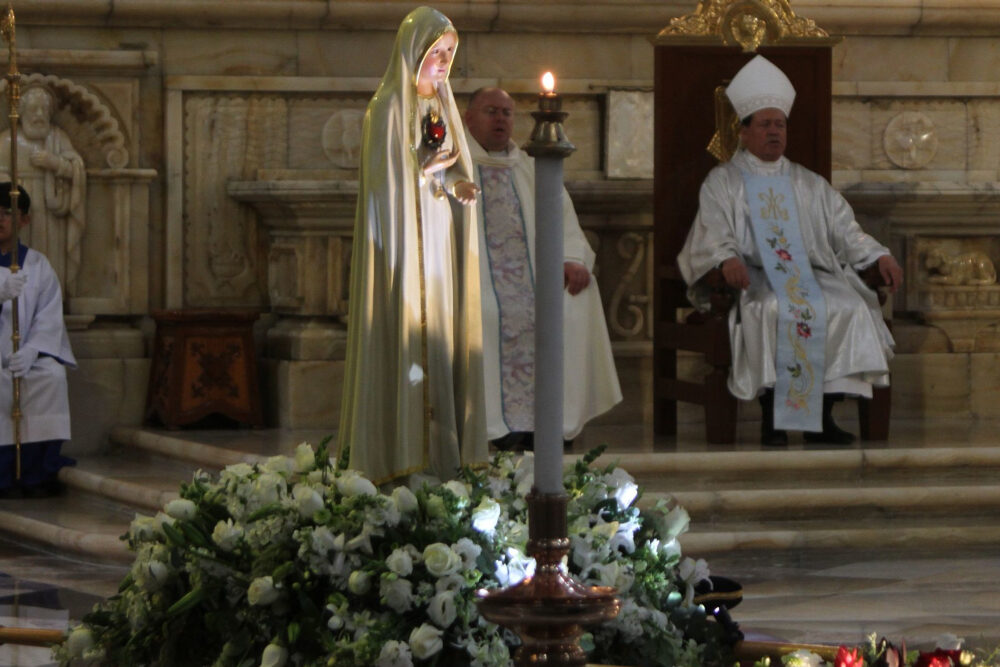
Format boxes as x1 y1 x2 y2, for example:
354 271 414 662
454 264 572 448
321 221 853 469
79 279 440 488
743 173 826 432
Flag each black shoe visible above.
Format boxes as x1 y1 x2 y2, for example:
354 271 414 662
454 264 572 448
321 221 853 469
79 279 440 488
804 422 855 445
761 428 788 447
0 485 22 500
758 389 787 446
803 394 856 445
21 479 66 499
490 432 533 452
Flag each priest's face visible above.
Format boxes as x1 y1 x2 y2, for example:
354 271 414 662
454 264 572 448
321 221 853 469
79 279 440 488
740 108 787 162
464 87 515 152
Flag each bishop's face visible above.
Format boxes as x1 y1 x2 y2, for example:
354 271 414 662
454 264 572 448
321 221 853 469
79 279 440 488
740 107 787 162
416 31 456 96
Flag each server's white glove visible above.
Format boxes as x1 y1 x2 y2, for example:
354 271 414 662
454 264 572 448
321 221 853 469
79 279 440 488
0 271 27 302
9 345 38 377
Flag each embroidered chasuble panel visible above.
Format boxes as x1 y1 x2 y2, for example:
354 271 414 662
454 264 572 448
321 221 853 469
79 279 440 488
479 164 535 432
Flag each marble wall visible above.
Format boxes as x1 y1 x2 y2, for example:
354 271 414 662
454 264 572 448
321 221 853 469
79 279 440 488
7 0 1000 449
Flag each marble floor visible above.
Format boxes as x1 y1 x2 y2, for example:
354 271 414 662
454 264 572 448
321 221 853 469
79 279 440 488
1 416 999 664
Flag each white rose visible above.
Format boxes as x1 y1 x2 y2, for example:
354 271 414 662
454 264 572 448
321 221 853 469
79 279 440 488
442 480 470 501
470 497 501 535
293 442 315 473
260 641 288 667
292 483 325 519
252 472 285 505
427 590 457 628
434 573 464 593
784 650 823 667
263 455 295 476
348 570 372 594
212 519 243 552
223 462 254 479
337 473 377 497
164 498 197 521
380 577 414 614
248 576 280 606
66 626 94 657
452 537 482 569
612 480 639 510
129 514 157 541
141 560 169 591
376 640 414 667
386 548 414 576
408 623 444 660
391 486 419 513
422 543 462 577
425 495 448 519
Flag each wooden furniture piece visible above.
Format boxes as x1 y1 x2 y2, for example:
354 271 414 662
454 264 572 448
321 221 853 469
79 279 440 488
145 310 264 429
652 45 891 443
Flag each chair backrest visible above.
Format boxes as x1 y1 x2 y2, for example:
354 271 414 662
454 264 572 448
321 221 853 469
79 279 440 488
653 45 833 307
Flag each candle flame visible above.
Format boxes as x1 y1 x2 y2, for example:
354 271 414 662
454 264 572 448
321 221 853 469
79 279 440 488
541 71 555 93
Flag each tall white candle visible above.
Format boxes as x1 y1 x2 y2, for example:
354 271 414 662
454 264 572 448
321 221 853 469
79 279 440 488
532 71 565 496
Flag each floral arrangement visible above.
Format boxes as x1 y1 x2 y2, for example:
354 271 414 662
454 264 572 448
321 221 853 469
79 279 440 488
56 442 730 667
755 634 1000 667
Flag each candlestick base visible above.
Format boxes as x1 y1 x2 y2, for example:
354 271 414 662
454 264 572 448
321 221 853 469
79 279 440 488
477 492 620 667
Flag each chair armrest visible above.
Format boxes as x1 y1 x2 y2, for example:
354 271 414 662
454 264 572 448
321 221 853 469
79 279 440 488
686 267 737 323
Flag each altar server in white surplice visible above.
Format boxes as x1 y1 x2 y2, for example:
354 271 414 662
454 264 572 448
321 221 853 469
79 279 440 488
677 56 902 447
464 87 622 452
0 183 77 499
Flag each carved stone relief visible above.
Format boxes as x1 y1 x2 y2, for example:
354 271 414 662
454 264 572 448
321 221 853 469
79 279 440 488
322 109 365 169
606 90 653 179
883 111 938 169
0 71 153 315
183 94 288 307
914 236 1000 351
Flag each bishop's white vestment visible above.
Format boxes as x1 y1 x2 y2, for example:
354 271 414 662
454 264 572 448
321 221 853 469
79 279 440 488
467 134 622 440
677 150 894 400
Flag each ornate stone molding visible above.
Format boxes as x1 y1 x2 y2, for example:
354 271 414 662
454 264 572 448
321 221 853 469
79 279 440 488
655 0 835 50
10 1 1000 36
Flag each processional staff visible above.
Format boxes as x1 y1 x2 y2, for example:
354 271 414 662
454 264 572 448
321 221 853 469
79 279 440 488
1 3 23 482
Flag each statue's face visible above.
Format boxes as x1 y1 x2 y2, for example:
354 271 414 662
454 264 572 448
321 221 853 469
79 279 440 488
21 88 53 141
417 31 456 93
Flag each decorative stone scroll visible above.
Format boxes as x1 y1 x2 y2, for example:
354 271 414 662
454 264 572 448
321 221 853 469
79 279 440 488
656 0 835 50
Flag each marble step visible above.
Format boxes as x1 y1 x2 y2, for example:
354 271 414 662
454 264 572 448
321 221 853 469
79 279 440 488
0 491 133 563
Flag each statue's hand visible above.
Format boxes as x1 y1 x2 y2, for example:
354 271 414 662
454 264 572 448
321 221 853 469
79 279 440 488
30 149 61 172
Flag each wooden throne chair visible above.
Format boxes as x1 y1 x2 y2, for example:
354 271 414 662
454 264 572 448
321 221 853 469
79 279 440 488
652 0 891 444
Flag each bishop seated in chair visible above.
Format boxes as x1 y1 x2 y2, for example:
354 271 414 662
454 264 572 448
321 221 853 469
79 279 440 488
677 55 903 447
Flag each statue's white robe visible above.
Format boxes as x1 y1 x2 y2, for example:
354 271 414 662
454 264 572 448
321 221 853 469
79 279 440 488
0 247 76 444
468 135 622 440
337 8 487 485
677 150 894 400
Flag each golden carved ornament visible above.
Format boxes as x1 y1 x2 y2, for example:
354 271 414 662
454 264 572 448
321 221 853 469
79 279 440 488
656 0 835 50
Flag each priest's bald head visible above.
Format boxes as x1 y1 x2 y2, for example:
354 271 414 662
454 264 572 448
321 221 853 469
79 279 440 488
726 55 795 162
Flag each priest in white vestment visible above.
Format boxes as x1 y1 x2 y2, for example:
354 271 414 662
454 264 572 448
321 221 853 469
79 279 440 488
677 56 903 446
464 87 622 451
0 184 77 499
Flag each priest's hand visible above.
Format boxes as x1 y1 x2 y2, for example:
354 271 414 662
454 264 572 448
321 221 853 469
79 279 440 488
452 181 478 205
877 254 903 293
0 271 27 302
9 345 38 378
720 257 750 290
564 261 590 295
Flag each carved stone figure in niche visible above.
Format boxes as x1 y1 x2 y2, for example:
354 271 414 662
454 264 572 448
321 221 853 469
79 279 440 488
925 246 997 286
0 85 86 295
